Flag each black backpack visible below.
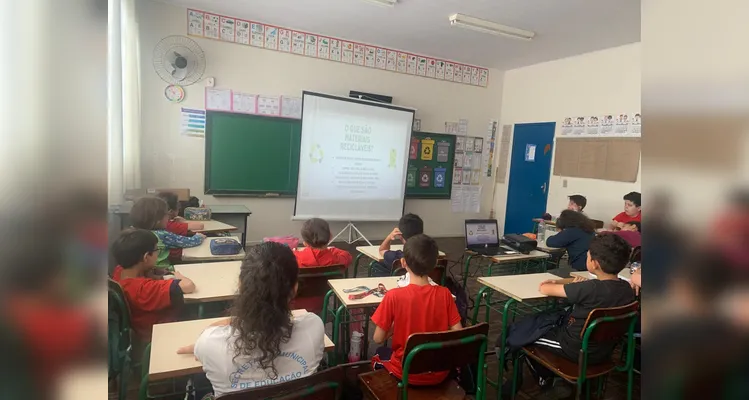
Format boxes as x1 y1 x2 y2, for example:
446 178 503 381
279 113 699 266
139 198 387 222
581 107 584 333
444 276 469 325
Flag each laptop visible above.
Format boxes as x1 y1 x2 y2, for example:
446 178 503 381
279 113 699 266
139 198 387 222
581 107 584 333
465 219 512 256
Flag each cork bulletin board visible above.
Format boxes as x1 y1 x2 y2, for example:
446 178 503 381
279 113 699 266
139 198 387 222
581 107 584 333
553 138 641 182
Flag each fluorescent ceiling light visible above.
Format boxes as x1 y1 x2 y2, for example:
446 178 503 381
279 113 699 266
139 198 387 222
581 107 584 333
449 13 535 41
361 0 397 6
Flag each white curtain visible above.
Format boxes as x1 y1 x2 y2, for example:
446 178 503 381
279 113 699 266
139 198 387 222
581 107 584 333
108 0 141 205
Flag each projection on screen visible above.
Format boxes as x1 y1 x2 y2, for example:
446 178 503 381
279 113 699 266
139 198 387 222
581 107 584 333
293 92 414 221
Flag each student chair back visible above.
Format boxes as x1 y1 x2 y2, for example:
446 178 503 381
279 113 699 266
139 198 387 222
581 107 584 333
220 364 346 400
295 264 346 314
108 278 133 400
391 258 447 286
590 219 605 230
520 302 640 400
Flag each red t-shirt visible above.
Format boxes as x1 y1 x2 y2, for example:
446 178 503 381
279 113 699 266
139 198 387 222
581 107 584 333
294 247 353 268
613 211 641 223
292 247 352 313
4 298 94 388
166 219 189 260
371 284 461 385
112 266 177 339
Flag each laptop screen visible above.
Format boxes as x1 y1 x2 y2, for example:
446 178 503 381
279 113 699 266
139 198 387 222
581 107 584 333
465 220 499 247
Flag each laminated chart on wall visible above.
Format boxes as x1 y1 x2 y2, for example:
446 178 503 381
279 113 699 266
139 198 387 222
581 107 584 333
186 8 489 88
560 113 641 137
405 132 456 199
205 88 302 120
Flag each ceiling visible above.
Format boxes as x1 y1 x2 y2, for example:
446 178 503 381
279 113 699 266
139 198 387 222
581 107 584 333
155 0 640 70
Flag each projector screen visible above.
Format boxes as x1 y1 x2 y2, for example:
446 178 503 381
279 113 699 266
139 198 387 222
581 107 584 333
293 92 414 221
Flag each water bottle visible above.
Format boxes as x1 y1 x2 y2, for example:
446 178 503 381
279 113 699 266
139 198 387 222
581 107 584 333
537 220 546 242
348 331 364 362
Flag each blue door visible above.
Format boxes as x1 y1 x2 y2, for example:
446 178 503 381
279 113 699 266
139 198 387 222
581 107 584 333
503 122 555 234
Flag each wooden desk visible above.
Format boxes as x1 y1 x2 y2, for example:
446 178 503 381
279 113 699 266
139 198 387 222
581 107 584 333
181 236 245 263
114 204 251 244
148 310 334 381
193 220 237 233
353 245 446 277
174 261 241 303
461 248 550 288
571 268 632 282
477 273 558 302
327 276 401 308
473 272 559 400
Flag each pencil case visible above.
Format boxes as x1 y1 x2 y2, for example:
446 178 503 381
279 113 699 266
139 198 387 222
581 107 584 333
209 238 242 255
263 235 299 249
184 207 211 221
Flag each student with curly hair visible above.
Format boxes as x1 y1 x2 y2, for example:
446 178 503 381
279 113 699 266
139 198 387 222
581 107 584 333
176 242 325 397
545 210 596 271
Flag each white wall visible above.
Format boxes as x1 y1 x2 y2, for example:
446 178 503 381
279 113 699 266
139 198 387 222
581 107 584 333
136 1 503 242
494 43 641 230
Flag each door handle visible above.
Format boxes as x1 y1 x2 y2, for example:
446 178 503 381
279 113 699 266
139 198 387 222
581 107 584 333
541 183 547 194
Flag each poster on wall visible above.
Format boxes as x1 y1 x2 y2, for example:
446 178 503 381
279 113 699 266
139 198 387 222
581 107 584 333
630 113 641 135
586 116 600 135
561 117 573 136
600 114 614 135
615 113 629 134
573 116 586 135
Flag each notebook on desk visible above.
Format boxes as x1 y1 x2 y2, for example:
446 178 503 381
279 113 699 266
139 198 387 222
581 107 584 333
465 219 516 256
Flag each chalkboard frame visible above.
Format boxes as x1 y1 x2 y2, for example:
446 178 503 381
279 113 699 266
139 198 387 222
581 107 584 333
204 111 301 197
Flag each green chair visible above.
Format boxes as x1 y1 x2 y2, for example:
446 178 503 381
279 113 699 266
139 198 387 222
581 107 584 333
513 302 639 400
219 364 347 399
358 323 490 400
295 264 346 315
108 278 133 400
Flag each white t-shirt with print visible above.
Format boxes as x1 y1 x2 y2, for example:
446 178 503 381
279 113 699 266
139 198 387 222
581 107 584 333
194 312 325 397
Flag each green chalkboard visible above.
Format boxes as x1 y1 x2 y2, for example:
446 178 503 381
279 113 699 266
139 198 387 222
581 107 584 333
205 111 301 196
405 132 456 199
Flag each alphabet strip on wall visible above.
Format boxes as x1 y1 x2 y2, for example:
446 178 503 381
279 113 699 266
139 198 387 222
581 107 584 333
187 9 489 88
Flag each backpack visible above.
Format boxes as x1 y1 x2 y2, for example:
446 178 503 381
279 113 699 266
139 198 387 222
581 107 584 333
444 276 469 325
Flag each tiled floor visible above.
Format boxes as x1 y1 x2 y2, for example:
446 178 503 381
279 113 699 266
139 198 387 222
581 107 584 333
115 236 640 400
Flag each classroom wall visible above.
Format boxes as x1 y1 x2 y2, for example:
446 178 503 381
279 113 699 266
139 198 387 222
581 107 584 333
135 0 503 242
494 43 641 230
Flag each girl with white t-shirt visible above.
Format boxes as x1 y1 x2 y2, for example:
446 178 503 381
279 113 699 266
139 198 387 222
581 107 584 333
176 242 325 398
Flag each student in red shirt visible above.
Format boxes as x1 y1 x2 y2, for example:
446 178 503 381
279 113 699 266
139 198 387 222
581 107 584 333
294 218 353 267
608 191 642 230
293 218 352 313
158 192 203 262
370 234 462 385
112 228 196 340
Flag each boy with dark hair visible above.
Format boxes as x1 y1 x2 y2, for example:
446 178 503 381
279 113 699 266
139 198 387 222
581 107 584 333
609 191 642 229
112 228 196 340
567 194 587 213
370 234 462 385
294 218 352 267
515 234 635 391
371 213 424 277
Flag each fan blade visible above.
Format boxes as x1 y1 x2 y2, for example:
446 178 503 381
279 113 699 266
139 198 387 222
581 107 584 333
172 67 187 82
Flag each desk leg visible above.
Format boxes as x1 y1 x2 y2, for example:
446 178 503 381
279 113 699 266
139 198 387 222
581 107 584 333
471 286 491 324
497 297 517 400
352 253 365 278
242 213 248 247
366 261 376 277
463 254 476 288
332 305 346 366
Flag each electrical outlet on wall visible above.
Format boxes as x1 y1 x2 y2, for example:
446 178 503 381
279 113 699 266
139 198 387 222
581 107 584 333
563 179 568 188
205 77 215 87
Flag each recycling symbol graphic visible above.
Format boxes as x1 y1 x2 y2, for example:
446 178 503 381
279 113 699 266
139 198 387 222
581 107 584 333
421 174 429 182
436 174 444 183
424 147 431 155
